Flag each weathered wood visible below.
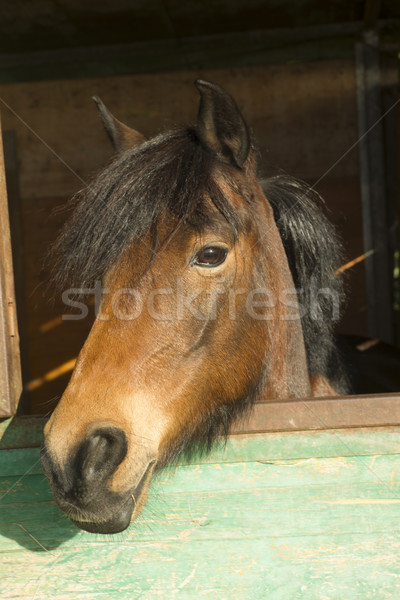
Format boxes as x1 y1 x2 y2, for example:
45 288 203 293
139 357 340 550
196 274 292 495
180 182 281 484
0 416 45 450
0 115 22 417
3 425 400 477
2 131 29 413
2 392 400 451
1 428 400 598
234 393 400 433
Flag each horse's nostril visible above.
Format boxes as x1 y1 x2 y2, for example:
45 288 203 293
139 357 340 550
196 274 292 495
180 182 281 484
75 426 128 484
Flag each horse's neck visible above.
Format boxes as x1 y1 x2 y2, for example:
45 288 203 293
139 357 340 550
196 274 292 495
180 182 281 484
261 316 312 400
256 188 312 400
259 305 338 400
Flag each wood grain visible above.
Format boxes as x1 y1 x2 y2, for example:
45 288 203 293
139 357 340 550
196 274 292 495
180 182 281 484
0 115 22 416
1 427 400 599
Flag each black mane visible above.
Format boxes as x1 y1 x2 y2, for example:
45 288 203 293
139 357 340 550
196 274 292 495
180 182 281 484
262 175 349 393
53 127 248 291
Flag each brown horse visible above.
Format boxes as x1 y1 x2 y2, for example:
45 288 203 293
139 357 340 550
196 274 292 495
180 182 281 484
41 81 347 534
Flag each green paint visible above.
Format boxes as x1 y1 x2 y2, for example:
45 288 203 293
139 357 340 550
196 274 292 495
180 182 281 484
0 416 45 450
1 426 400 598
2 414 400 457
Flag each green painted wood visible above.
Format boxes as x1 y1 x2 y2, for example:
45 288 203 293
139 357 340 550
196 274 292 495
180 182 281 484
2 453 400 506
2 533 400 599
1 428 400 598
2 414 400 465
2 477 400 543
0 416 45 450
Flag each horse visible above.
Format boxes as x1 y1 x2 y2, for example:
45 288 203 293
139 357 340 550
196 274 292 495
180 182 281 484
41 80 349 534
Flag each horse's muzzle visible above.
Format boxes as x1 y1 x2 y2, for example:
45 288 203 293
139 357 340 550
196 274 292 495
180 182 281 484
41 425 136 533
69 459 156 534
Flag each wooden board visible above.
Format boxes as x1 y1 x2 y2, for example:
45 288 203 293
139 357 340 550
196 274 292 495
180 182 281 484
1 426 400 598
1 391 400 457
2 391 400 453
0 23 362 85
0 114 22 417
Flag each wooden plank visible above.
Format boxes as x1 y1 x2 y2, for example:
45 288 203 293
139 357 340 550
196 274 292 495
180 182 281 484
0 114 22 417
0 23 362 84
4 425 400 478
2 533 400 599
1 20 399 86
2 130 29 413
0 19 398 86
0 416 45 450
235 393 400 433
1 432 400 599
2 464 400 536
2 393 400 451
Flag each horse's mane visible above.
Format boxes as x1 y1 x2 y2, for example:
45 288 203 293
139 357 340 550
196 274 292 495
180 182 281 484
53 127 248 291
261 175 349 393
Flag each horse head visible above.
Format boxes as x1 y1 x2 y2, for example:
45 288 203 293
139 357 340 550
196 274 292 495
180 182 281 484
41 81 339 533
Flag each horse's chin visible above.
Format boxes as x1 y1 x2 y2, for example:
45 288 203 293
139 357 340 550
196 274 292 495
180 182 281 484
67 460 156 534
70 503 133 534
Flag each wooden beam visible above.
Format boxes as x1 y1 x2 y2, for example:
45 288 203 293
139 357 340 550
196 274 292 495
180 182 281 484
0 116 22 417
355 30 395 343
3 131 30 414
233 393 400 434
2 393 400 449
0 22 364 84
364 0 383 30
0 19 397 84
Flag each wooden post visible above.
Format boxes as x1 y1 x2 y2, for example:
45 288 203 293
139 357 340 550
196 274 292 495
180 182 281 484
363 0 383 31
355 29 395 343
0 113 22 417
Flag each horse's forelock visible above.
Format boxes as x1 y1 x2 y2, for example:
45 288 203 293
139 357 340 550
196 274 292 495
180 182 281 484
51 127 257 293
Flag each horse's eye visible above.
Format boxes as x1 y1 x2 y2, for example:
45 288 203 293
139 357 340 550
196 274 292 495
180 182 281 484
192 245 228 267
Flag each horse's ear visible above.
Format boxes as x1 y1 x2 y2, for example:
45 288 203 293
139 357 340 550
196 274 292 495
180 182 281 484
92 96 146 152
194 80 250 168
